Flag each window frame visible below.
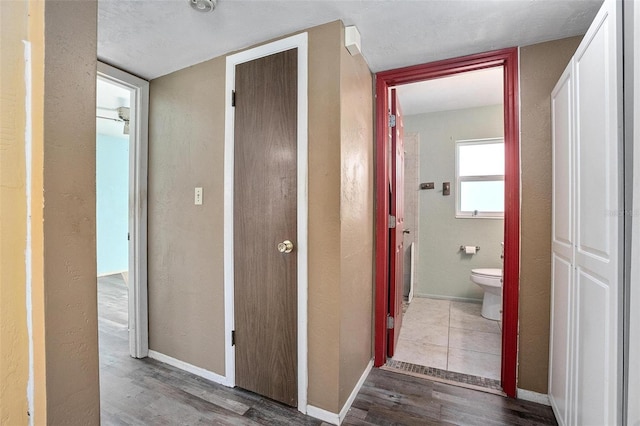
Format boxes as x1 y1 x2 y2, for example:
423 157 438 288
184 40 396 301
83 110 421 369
455 137 505 219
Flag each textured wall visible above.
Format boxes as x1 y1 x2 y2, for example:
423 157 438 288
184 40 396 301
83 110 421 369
404 105 504 301
148 21 374 414
41 0 101 423
338 24 374 408
148 56 227 374
518 36 582 393
0 1 30 423
306 21 343 412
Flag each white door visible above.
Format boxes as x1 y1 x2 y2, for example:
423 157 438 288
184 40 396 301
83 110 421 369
572 1 622 424
550 1 622 424
550 63 574 426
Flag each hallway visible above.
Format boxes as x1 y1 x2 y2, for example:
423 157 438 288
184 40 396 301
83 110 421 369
98 275 556 425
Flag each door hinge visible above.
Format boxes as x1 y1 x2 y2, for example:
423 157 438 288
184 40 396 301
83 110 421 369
127 232 130 241
389 215 396 229
389 114 396 128
232 90 236 107
231 330 236 346
387 315 394 330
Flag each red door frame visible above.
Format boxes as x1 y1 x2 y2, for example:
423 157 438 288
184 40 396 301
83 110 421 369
374 47 520 398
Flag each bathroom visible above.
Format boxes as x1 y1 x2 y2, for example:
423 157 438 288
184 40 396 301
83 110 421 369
391 67 505 385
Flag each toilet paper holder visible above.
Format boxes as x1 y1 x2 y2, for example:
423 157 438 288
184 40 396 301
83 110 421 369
460 245 480 252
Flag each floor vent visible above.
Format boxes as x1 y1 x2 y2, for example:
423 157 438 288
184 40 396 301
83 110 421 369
384 359 503 393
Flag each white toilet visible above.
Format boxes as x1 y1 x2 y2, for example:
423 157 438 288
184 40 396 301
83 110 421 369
470 268 502 321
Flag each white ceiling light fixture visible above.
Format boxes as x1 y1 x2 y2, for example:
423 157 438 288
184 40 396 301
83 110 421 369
189 0 216 13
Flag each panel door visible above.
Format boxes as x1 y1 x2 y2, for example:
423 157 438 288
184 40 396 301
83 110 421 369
233 49 298 406
550 62 574 426
573 1 621 424
387 89 405 357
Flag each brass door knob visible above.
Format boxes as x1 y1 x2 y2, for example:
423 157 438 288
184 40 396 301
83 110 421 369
277 240 294 253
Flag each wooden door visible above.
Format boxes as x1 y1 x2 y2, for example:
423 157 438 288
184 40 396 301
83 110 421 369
572 1 621 423
387 89 405 357
233 49 298 406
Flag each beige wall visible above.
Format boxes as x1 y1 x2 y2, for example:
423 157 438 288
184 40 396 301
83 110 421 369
148 57 227 374
404 105 504 300
518 36 582 393
1 0 99 423
306 21 343 411
148 21 374 414
1 2 31 423
338 25 374 408
42 1 101 422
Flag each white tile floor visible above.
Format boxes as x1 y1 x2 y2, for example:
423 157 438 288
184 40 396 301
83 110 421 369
392 297 502 380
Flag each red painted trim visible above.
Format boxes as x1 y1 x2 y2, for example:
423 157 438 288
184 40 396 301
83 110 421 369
374 77 389 367
373 48 520 398
501 48 520 399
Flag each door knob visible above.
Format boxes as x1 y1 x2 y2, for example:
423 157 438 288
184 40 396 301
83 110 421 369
277 240 294 253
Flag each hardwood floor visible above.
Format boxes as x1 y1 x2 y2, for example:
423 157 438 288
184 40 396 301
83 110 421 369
346 369 557 426
98 275 557 425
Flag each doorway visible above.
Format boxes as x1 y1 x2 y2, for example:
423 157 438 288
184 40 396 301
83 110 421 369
389 67 506 384
96 76 132 368
223 33 309 412
96 62 149 359
374 48 520 397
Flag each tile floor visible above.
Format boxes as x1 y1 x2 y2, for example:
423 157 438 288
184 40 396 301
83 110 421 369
391 297 502 380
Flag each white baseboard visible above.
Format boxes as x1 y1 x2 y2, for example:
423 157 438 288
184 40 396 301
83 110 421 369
339 359 373 423
517 388 550 406
148 350 233 387
307 359 373 425
414 293 482 304
307 405 340 425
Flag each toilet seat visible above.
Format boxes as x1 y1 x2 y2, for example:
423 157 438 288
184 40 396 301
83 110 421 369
471 268 502 278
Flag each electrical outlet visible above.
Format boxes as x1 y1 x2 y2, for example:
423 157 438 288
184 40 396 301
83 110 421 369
195 187 203 205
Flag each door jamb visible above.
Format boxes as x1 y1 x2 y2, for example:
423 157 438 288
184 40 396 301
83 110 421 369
223 33 309 412
97 61 150 359
373 48 520 398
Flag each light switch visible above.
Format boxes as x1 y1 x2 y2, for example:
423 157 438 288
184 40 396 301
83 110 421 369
194 187 203 205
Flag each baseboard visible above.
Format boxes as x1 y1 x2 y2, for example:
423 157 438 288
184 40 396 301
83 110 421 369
414 293 482 304
148 350 233 387
307 359 374 425
339 359 373 423
548 394 565 426
307 405 340 425
517 388 551 406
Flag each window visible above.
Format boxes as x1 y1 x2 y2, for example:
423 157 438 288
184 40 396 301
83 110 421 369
455 138 504 218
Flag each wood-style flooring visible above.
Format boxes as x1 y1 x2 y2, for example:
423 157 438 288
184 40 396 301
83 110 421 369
98 275 557 425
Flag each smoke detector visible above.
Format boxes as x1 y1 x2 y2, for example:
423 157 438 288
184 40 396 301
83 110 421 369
190 0 216 13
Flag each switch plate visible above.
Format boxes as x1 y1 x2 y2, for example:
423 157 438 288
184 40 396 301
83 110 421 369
420 182 435 190
442 182 451 196
195 187 203 205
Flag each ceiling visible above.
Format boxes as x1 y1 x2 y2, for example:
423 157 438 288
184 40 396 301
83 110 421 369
98 0 602 81
396 66 503 116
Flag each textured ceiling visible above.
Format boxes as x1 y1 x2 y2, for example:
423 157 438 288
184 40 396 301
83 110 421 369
98 0 602 81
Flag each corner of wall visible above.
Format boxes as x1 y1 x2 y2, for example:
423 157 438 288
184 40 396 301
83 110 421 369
306 20 343 414
517 35 583 394
337 20 375 409
42 0 101 422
